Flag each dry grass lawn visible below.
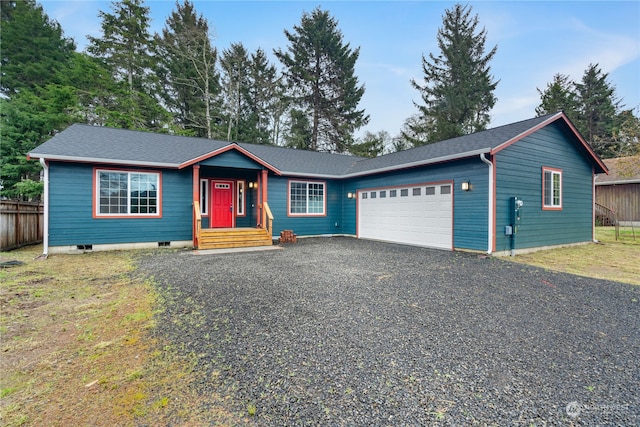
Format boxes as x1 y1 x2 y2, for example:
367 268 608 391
0 246 239 427
508 226 640 285
1 226 637 425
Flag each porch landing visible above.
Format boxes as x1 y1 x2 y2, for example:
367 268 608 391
198 227 273 250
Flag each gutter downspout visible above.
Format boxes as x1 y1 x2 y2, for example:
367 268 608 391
480 153 493 255
39 158 49 258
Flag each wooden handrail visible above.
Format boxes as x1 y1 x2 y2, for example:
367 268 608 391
193 201 201 248
263 202 274 240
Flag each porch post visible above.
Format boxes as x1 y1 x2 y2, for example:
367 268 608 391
261 169 268 229
192 165 200 247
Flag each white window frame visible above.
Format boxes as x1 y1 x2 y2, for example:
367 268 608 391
237 180 246 216
200 179 209 215
96 169 160 217
543 167 562 210
288 180 326 216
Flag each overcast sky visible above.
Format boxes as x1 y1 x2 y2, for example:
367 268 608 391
40 0 640 137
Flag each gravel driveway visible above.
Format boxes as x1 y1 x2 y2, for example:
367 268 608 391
138 237 639 426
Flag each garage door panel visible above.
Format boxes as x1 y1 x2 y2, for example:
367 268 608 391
358 183 453 250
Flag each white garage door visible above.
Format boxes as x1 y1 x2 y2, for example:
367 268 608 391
357 183 453 249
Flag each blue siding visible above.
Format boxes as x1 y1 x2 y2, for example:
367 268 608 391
48 163 193 246
268 176 345 236
199 150 263 169
345 158 490 251
495 122 594 251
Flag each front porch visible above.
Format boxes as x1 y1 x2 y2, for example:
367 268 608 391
193 201 274 250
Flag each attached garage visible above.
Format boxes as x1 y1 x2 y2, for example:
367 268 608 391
357 181 453 249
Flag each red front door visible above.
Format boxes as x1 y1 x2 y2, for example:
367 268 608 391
211 181 233 227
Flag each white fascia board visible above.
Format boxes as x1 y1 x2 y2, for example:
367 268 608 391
28 153 180 168
595 179 640 185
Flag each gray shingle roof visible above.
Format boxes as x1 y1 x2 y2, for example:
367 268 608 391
28 124 229 167
29 112 606 177
237 142 364 176
344 114 555 176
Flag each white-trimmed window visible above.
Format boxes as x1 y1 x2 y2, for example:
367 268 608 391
289 180 325 216
237 180 245 216
200 179 209 215
543 167 562 209
97 169 160 216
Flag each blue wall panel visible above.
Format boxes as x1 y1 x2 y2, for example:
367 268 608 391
199 150 262 169
49 163 193 246
267 176 345 236
495 122 594 251
343 158 490 251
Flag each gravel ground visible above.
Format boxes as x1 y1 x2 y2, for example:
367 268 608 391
138 237 640 426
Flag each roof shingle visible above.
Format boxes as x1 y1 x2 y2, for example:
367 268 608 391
29 112 606 177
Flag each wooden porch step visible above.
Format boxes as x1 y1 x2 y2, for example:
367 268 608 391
198 228 273 250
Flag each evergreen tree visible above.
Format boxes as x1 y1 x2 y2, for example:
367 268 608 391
220 43 252 141
66 52 122 126
610 109 640 157
154 0 221 138
0 0 75 96
536 64 636 158
535 73 579 122
87 0 168 130
246 48 281 145
275 7 369 152
284 109 313 150
406 3 498 145
574 64 619 148
0 0 78 199
349 131 389 158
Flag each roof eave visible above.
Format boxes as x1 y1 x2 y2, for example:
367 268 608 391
178 144 283 175
491 112 609 174
27 153 180 168
595 179 640 186
339 147 493 179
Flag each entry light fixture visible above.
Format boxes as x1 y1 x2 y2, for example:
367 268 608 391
461 180 471 191
248 182 258 189
347 192 355 199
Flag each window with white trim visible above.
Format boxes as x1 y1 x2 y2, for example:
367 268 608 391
289 181 325 215
97 170 159 216
543 168 562 209
237 181 245 216
200 179 208 215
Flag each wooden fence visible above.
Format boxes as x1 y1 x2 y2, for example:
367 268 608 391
0 200 43 251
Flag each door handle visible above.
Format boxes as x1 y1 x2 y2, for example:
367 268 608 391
230 205 233 212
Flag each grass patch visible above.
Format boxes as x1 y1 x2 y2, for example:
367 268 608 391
0 245 241 426
508 226 640 285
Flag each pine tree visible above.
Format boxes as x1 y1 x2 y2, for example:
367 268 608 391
220 43 252 142
154 0 221 138
575 64 619 147
0 0 78 199
0 0 75 96
406 3 498 145
536 64 636 159
87 0 168 130
284 109 313 150
535 73 579 122
275 7 368 152
349 131 389 158
610 109 640 157
246 48 281 145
